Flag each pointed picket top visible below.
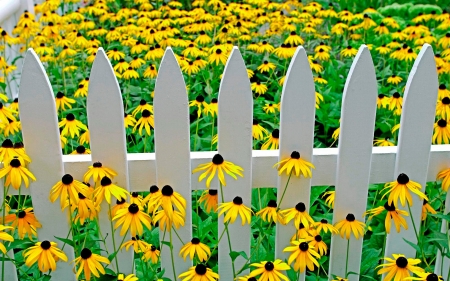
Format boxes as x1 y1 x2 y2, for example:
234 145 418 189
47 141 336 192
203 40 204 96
18 49 76 280
217 47 253 279
385 44 438 259
329 45 377 281
275 46 315 262
154 47 192 278
87 47 133 273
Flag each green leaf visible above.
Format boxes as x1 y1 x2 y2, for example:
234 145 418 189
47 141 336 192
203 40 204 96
229 251 248 262
161 241 172 249
54 236 74 248
403 238 421 253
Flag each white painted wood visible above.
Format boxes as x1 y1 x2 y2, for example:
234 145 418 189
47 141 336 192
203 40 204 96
275 46 315 271
87 48 133 274
18 49 76 280
329 45 377 281
0 0 19 23
217 47 253 279
153 47 192 279
385 44 438 259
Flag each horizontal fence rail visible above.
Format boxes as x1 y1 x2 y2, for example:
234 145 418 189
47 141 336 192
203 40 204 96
0 43 446 281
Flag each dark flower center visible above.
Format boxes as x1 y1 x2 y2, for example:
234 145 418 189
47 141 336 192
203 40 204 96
298 223 305 229
233 196 243 205
191 237 200 244
384 202 396 211
78 192 86 199
140 99 147 105
423 199 428 206
299 242 309 251
264 261 274 271
267 199 277 208
116 198 126 205
101 176 112 186
426 274 439 281
151 245 156 251
142 110 151 118
397 173 410 184
56 92 64 98
80 248 92 259
195 264 207 275
440 84 446 90
438 119 447 128
216 49 222 54
150 185 159 193
1 139 13 148
212 154 224 165
442 97 450 105
93 162 102 167
295 202 306 212
209 189 218 195
291 151 300 159
196 95 204 102
395 256 408 268
211 98 217 103
132 192 138 198
346 213 355 221
14 142 23 149
393 92 400 98
41 240 51 250
272 129 279 138
128 203 139 214
18 210 26 218
248 278 257 281
321 219 328 224
76 146 86 154
315 235 322 242
253 119 258 125
10 158 21 168
378 94 385 99
66 113 75 121
162 185 174 196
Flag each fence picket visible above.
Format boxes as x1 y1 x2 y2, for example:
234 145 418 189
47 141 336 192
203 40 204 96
86 48 133 274
328 45 377 280
217 47 253 279
275 46 315 271
18 49 76 280
153 47 192 279
384 44 438 261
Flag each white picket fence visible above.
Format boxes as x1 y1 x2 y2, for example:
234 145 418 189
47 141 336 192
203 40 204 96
0 43 448 281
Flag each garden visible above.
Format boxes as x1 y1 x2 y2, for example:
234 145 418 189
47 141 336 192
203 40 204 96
0 0 450 280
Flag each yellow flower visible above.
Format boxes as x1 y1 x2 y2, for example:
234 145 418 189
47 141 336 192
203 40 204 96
382 173 428 207
262 129 280 150
436 167 450 192
257 60 276 73
433 119 450 144
377 254 424 281
340 46 358 57
404 272 443 281
208 48 228 65
152 185 186 221
74 248 110 281
218 196 252 225
322 191 335 208
84 162 117 184
142 245 160 264
365 202 408 233
274 151 315 178
23 240 68 272
113 203 152 237
59 113 87 138
313 219 338 234
192 154 243 188
252 119 268 140
334 213 366 239
256 200 284 224
94 176 129 205
50 174 90 209
152 208 185 231
251 81 268 96
0 225 13 254
374 138 395 146
283 239 321 272
178 264 219 281
198 189 218 213
0 157 36 189
387 75 402 85
133 109 154 136
0 103 16 124
248 260 290 280
305 229 328 256
281 202 314 229
116 273 139 281
179 237 211 261
10 208 42 239
421 199 437 221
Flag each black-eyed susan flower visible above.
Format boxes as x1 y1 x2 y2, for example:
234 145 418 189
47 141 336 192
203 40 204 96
120 236 151 253
252 119 268 141
256 200 284 224
305 229 328 256
142 245 160 264
404 272 443 281
433 119 450 144
13 142 30 164
0 157 36 190
262 129 279 150
208 48 228 65
340 46 358 57
206 98 218 117
438 84 450 99
116 273 139 281
132 99 153 116
3 119 21 137
374 137 395 146
113 203 151 237
74 83 88 98
189 95 208 117
382 173 428 207
50 174 90 209
59 113 87 138
376 254 424 281
122 67 139 80
130 192 143 206
71 145 91 155
192 154 244 188
421 199 437 221
365 202 408 233
274 151 315 178
23 240 68 272
404 48 418 62
94 176 129 205
388 92 403 115
11 208 42 239
257 60 276 73
153 208 185 231
436 168 450 192
124 113 136 129
436 97 450 119
281 202 314 229
178 264 219 281
0 103 16 124
83 162 117 184
152 185 186 220
143 64 158 79
263 103 278 114
111 198 129 219
198 189 218 213
107 48 125 61
73 192 97 225
387 75 402 85
251 81 268 96
376 45 391 55
0 225 13 254
74 248 110 281
133 109 154 136
179 237 211 261
8 98 18 112
313 219 338 234
322 191 335 208
248 260 290 281
334 213 366 240
218 196 252 225
0 139 22 164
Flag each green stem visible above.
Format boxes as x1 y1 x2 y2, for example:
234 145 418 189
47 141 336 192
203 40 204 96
219 183 236 278
172 226 185 244
406 201 427 266
169 229 177 281
108 203 120 273
193 113 200 151
277 171 293 210
345 238 350 278
205 223 228 263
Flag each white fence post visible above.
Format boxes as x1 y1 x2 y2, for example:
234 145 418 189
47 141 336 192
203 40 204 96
153 47 192 279
384 44 438 261
87 48 133 274
329 45 378 281
275 46 315 276
18 49 76 280
217 47 253 279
